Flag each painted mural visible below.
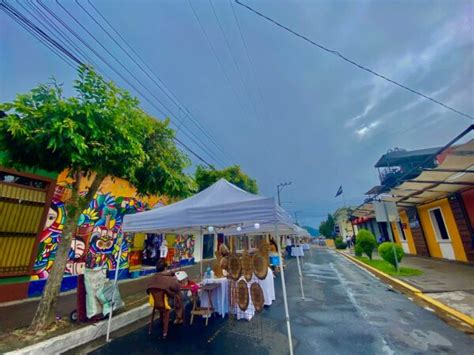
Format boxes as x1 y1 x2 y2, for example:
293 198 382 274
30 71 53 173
33 198 67 279
32 174 166 279
174 234 195 261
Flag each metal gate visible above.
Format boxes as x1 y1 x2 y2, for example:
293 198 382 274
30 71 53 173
0 168 55 277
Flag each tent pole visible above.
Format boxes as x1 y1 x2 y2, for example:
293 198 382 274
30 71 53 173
274 224 294 355
106 233 124 343
296 254 305 300
200 227 204 281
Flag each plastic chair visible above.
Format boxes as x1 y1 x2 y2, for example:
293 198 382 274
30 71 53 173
148 288 173 338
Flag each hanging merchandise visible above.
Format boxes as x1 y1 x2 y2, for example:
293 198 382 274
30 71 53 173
250 283 265 312
159 239 168 259
241 251 253 282
252 252 268 280
237 279 249 311
228 254 242 280
142 234 162 266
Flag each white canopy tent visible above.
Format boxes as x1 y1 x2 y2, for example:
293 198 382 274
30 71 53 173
121 178 296 354
123 178 294 233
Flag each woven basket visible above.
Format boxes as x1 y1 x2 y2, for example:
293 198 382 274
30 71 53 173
241 252 254 282
250 282 265 312
228 255 242 280
237 279 249 311
252 252 268 280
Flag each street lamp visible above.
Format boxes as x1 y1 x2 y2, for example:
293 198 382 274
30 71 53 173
276 181 292 206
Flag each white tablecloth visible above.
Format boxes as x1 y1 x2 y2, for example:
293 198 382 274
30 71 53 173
302 243 310 250
199 271 275 321
291 246 304 257
260 268 275 306
200 278 229 318
232 269 275 320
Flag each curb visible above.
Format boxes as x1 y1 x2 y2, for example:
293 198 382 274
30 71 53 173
336 250 474 328
6 303 152 355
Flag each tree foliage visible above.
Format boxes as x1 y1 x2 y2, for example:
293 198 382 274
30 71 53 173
194 165 258 194
378 242 404 268
0 65 193 330
356 229 377 260
319 213 335 238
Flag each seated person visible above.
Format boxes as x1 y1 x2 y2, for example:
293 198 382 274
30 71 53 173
147 260 184 326
175 271 198 290
175 271 199 305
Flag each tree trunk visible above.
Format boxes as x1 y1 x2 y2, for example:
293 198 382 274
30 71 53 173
30 172 105 331
30 211 79 331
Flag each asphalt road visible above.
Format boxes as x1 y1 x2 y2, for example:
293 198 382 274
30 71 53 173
90 248 474 354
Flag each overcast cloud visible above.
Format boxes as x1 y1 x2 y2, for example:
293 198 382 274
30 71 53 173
1 0 473 228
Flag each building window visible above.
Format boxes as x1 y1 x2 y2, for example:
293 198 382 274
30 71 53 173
397 222 407 241
429 208 450 241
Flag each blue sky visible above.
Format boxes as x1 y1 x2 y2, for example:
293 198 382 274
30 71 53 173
1 0 473 228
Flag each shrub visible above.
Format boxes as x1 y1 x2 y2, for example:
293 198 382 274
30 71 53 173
334 237 347 249
355 243 363 257
356 229 377 259
378 242 404 268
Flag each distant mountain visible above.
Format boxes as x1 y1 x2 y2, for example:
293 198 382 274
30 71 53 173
302 226 319 236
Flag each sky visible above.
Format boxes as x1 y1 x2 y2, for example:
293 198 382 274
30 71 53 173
1 0 473 228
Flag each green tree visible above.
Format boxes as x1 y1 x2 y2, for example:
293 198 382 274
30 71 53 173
378 242 404 268
356 229 377 260
0 66 193 331
194 165 258 193
319 213 335 238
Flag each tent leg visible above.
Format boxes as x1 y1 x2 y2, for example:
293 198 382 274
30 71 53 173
200 227 204 281
106 234 124 343
275 224 294 355
296 255 305 300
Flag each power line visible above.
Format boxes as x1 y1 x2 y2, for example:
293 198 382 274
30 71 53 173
82 0 231 165
1 1 81 66
235 0 474 121
230 0 270 122
208 0 260 120
187 0 251 120
23 0 94 66
52 0 223 167
1 1 217 169
67 0 225 167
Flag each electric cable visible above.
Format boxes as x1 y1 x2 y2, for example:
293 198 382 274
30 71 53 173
235 0 474 121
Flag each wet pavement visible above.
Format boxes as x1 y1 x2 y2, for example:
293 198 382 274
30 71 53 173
90 248 474 354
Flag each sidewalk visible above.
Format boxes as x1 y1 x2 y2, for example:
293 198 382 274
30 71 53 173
340 249 474 321
399 255 474 318
0 260 212 335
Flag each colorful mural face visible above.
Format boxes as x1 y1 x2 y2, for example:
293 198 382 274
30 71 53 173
174 235 195 261
33 199 66 278
33 178 161 279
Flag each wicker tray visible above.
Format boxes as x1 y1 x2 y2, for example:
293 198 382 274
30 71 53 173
241 252 254 282
228 254 242 280
252 252 268 280
250 282 265 312
237 279 249 311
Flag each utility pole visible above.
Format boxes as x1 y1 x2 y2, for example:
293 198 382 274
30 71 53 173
277 181 292 206
294 211 301 225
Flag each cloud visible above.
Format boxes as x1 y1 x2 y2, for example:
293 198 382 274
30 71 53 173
355 120 380 137
345 15 470 134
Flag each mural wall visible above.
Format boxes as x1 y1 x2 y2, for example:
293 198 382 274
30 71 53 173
32 172 166 279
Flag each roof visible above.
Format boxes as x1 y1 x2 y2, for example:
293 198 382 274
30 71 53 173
374 146 441 168
382 139 474 208
365 185 385 195
123 178 293 233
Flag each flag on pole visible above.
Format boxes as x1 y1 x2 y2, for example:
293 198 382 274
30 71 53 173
335 185 343 197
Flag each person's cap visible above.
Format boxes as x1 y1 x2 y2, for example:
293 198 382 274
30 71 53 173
175 271 188 281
